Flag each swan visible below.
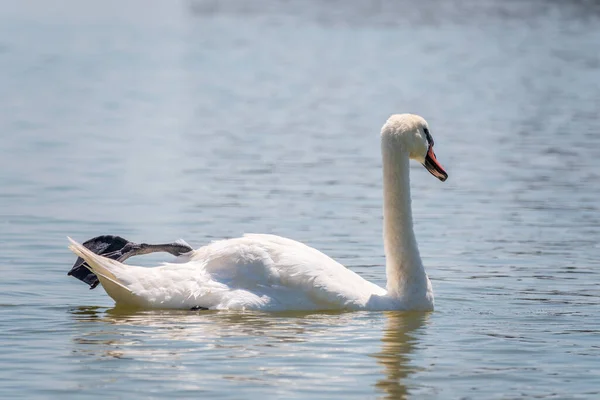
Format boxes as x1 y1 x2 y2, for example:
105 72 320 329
68 114 448 311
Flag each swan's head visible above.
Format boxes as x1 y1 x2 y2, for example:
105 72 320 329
381 114 448 181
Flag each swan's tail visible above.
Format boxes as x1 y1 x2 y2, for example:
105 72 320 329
67 237 141 306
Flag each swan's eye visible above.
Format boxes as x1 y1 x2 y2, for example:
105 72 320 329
423 128 434 147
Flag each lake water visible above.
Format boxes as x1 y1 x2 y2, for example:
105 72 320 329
1 0 599 398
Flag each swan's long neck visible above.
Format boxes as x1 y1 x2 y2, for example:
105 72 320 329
381 141 428 299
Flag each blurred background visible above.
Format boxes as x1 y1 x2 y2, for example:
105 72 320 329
0 0 599 398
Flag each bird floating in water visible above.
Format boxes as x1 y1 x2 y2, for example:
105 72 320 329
68 114 448 311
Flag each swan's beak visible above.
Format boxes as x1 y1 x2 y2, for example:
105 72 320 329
423 146 448 182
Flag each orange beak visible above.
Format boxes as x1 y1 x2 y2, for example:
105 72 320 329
423 145 448 182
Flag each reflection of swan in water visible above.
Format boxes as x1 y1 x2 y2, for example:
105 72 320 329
71 306 313 361
70 307 428 396
71 306 373 344
372 311 429 399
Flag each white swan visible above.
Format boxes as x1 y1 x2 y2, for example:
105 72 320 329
68 114 448 311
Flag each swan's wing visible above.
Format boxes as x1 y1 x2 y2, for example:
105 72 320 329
189 234 387 309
